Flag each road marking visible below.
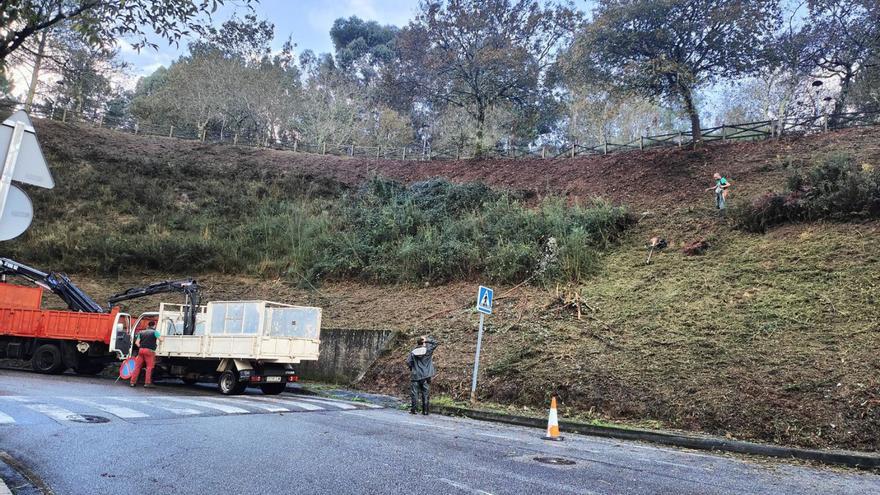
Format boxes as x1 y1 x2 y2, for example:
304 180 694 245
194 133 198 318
24 403 87 423
341 410 456 430
431 477 495 495
250 396 325 411
293 397 357 410
109 397 201 416
159 397 249 414
0 411 14 424
288 394 382 409
63 397 148 419
210 397 288 412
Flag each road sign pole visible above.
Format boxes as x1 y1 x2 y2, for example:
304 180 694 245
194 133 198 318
470 312 485 403
0 122 25 222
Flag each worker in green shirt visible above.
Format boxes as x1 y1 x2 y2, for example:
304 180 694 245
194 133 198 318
706 173 731 212
131 321 161 388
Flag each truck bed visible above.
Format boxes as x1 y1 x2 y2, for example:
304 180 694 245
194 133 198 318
0 283 116 344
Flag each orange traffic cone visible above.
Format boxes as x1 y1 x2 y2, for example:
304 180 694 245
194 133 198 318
542 395 564 441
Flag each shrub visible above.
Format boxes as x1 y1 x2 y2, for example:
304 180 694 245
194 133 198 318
735 154 880 233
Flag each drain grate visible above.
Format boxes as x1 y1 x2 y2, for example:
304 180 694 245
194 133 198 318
70 415 110 424
534 456 576 466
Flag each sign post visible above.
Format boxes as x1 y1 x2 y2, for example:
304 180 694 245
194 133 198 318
470 285 494 403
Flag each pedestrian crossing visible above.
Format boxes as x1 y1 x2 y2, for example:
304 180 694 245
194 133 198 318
0 393 380 425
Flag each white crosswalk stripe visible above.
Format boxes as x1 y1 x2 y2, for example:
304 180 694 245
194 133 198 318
25 403 87 423
159 397 250 414
63 397 148 419
0 394 378 424
294 397 358 410
249 396 325 411
109 397 201 416
210 397 289 412
0 411 14 424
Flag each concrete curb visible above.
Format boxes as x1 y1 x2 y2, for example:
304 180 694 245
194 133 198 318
433 405 880 470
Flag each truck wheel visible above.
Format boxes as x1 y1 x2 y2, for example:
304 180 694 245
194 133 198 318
218 370 247 395
260 383 287 395
32 344 65 374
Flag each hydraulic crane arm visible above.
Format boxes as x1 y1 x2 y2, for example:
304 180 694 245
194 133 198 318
0 257 105 313
108 279 201 336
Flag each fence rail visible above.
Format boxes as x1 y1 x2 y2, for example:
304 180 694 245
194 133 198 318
2 99 878 162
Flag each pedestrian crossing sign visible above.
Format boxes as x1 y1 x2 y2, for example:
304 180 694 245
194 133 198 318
477 286 494 315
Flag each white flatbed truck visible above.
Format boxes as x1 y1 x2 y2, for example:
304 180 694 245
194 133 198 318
123 300 321 394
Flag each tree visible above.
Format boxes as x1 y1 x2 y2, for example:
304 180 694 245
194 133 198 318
801 0 880 120
330 17 399 85
397 0 580 154
571 0 781 143
0 0 255 66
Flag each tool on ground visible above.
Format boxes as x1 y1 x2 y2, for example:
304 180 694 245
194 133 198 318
646 237 668 265
542 395 564 441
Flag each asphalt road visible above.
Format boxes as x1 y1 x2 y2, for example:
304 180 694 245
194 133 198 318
1 371 879 495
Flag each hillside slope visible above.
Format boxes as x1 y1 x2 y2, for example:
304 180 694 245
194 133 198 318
12 118 880 450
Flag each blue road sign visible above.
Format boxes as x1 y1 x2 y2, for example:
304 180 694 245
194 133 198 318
119 357 137 379
477 286 494 315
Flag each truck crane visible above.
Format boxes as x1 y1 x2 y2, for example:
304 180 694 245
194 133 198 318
0 257 104 313
108 279 201 336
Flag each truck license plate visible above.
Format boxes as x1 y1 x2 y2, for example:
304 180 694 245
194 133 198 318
265 376 282 383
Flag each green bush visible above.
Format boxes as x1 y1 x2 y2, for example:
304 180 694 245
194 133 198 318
735 154 880 233
11 157 633 285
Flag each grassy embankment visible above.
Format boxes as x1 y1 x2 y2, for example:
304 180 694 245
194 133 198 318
12 119 880 450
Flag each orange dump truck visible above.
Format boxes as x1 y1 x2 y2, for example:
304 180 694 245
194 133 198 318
0 282 131 374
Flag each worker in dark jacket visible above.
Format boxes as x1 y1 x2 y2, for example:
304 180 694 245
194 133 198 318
131 321 161 388
406 335 438 415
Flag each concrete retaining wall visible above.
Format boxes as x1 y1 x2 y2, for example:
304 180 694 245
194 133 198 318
295 328 396 384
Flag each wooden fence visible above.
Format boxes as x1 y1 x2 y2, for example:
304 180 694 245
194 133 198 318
3 99 878 162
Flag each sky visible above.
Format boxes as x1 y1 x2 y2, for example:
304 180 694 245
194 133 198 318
119 0 596 79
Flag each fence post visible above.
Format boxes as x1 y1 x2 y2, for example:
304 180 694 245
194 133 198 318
570 140 576 158
322 142 326 155
678 131 682 147
422 140 427 160
169 125 174 138
349 143 354 156
402 147 407 160
541 146 546 159
234 133 239 145
722 124 727 141
603 141 608 155
639 136 644 150
823 117 829 132
293 139 298 153
62 108 67 122
201 129 207 142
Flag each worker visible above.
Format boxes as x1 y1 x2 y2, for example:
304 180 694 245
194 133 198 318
406 335 439 415
705 172 731 213
131 320 161 388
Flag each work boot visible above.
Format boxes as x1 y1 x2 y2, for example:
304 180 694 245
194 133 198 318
409 409 417 415
129 382 136 387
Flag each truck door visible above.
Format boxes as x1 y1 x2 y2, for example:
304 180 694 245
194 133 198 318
109 313 132 359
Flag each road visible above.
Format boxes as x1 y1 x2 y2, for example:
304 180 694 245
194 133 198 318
1 371 878 495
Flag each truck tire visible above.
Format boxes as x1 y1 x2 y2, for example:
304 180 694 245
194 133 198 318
260 383 287 395
218 370 247 395
32 344 65 374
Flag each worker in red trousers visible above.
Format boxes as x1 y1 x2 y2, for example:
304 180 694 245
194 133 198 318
131 320 161 388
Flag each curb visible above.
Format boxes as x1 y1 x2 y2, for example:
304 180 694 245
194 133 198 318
433 405 880 470
0 452 50 495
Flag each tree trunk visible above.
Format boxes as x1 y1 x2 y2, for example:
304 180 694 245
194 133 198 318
24 31 48 112
475 104 486 158
680 85 702 146
829 70 853 129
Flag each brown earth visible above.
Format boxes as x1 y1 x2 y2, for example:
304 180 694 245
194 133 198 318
21 118 880 451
